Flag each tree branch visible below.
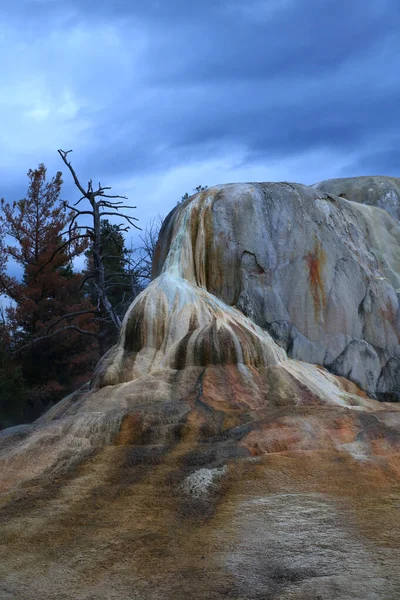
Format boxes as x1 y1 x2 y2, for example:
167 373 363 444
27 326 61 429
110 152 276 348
58 149 87 197
99 212 140 230
99 203 137 210
12 326 100 354
37 234 91 273
96 193 128 200
100 254 137 265
45 309 99 333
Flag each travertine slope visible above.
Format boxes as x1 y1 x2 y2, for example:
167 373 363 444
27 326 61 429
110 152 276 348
148 183 400 400
313 175 400 222
1 183 400 600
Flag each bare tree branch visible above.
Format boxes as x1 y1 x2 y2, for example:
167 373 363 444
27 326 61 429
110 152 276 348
74 273 95 292
98 203 136 209
99 212 140 228
58 149 87 197
45 309 99 333
100 254 137 265
12 326 99 354
97 193 128 200
37 234 91 273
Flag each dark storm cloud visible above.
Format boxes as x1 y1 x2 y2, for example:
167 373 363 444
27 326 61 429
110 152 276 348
1 0 400 209
15 0 399 78
141 0 399 82
80 68 400 182
72 0 400 177
341 145 400 178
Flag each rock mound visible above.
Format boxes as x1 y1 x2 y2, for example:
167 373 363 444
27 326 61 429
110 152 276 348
147 183 399 401
313 175 400 222
1 182 400 599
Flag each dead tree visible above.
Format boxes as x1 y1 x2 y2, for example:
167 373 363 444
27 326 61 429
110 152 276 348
138 215 164 284
58 149 140 336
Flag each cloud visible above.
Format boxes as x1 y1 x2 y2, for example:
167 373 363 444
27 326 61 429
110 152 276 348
340 145 400 178
0 0 399 236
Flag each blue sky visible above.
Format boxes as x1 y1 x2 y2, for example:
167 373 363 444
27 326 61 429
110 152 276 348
1 0 399 236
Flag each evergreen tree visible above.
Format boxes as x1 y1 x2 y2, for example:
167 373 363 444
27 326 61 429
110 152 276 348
178 185 208 204
0 164 98 419
0 317 26 428
85 219 141 349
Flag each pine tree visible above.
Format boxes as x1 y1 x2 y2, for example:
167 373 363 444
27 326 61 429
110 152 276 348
0 312 26 428
84 219 141 349
0 164 98 418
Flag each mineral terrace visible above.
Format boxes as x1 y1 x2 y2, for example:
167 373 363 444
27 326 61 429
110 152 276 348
1 177 400 600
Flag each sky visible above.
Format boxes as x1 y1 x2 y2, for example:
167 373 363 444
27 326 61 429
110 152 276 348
1 0 400 241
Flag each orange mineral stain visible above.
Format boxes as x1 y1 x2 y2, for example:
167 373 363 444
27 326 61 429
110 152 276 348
305 240 326 316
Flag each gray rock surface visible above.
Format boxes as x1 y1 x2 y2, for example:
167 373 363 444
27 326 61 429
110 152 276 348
313 175 400 222
154 183 400 400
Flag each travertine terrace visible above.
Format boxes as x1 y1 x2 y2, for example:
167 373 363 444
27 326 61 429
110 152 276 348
1 181 400 599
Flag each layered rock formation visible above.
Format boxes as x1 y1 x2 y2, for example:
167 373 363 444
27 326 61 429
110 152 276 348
313 175 400 222
126 182 399 402
1 183 400 599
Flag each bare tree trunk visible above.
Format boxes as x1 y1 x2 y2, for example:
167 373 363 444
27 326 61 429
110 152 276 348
91 195 121 333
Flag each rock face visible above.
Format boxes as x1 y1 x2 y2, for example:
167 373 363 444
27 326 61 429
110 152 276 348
313 175 400 222
148 183 400 401
1 182 400 600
